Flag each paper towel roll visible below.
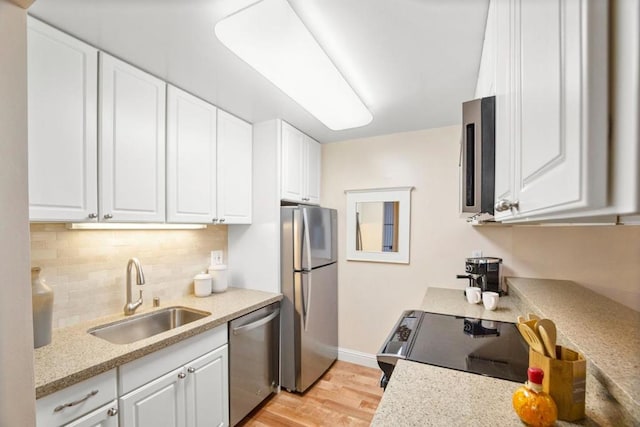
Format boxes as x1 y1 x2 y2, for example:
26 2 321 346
208 264 228 293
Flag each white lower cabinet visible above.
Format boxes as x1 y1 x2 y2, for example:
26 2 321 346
36 369 117 427
185 347 229 427
65 401 119 427
118 325 229 427
119 366 185 427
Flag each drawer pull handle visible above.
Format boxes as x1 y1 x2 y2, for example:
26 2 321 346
53 390 98 412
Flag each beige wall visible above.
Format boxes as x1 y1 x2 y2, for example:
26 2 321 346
0 1 36 424
30 224 227 328
322 125 640 355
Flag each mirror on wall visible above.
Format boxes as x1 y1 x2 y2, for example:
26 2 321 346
346 187 413 263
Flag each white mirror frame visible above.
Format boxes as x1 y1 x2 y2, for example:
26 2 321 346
345 187 413 264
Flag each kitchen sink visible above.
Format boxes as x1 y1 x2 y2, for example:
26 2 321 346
88 306 211 345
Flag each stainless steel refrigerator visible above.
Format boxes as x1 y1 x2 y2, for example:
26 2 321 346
281 206 338 393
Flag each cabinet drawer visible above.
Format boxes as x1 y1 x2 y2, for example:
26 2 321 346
36 369 117 427
65 400 118 427
118 323 227 395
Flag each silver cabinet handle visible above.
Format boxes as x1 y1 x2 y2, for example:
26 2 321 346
178 372 186 379
107 407 118 417
88 213 97 219
103 213 113 219
232 308 280 335
54 390 98 412
218 218 225 223
212 218 218 223
187 367 196 374
494 199 519 212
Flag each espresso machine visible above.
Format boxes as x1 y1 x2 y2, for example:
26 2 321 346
456 257 504 295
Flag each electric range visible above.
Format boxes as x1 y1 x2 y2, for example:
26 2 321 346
377 310 528 389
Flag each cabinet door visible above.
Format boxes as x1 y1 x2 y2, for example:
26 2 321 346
120 367 186 427
492 0 608 221
65 401 119 427
216 110 252 224
514 0 608 218
166 85 217 224
99 53 166 222
304 135 321 205
492 0 517 221
185 345 229 427
27 18 98 222
280 122 305 202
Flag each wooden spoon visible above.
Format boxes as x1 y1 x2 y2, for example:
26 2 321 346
536 319 558 359
528 313 541 321
517 316 538 329
517 323 546 356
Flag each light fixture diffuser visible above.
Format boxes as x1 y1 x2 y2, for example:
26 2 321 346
215 0 373 131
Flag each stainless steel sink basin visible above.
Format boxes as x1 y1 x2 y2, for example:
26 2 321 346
88 306 211 345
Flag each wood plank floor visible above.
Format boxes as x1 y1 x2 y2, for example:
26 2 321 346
237 361 384 426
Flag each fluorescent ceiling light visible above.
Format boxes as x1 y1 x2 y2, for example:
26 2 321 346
66 223 208 230
215 0 373 131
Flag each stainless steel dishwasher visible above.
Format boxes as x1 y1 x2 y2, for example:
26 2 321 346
229 302 280 426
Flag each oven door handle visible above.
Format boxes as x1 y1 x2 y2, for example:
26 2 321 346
376 353 407 366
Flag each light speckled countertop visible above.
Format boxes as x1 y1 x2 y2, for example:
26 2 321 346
34 287 282 399
372 284 637 426
420 286 520 323
372 359 630 427
507 277 640 422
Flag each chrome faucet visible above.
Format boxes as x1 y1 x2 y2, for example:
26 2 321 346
123 258 146 315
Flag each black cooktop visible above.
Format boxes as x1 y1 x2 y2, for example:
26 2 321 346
377 311 529 386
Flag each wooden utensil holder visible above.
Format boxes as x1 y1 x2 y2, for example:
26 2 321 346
529 346 586 421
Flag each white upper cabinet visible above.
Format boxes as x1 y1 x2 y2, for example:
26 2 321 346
216 110 252 224
27 17 99 222
488 0 609 222
492 0 516 214
280 121 321 205
305 134 321 205
99 53 166 223
166 85 218 224
280 122 305 202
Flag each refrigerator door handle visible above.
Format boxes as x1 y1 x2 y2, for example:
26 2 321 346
300 272 312 332
302 208 313 271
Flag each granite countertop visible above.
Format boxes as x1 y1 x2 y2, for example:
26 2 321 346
419 286 521 323
372 359 629 427
507 277 640 422
372 284 637 426
34 287 282 399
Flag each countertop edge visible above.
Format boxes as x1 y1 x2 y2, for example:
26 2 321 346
35 292 282 399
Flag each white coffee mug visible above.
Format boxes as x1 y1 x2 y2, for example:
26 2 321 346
482 291 500 311
465 287 482 304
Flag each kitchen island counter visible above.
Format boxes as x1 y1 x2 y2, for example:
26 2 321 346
34 287 281 399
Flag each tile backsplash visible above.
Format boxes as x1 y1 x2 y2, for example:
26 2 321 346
30 223 227 328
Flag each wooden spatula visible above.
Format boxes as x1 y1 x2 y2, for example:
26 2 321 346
536 319 558 359
517 322 546 356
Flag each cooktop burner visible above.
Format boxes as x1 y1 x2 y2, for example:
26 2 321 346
377 311 529 388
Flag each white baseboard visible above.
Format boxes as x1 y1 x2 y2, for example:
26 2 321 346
337 347 379 369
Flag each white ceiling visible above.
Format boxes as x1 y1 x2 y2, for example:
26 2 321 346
28 0 489 143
